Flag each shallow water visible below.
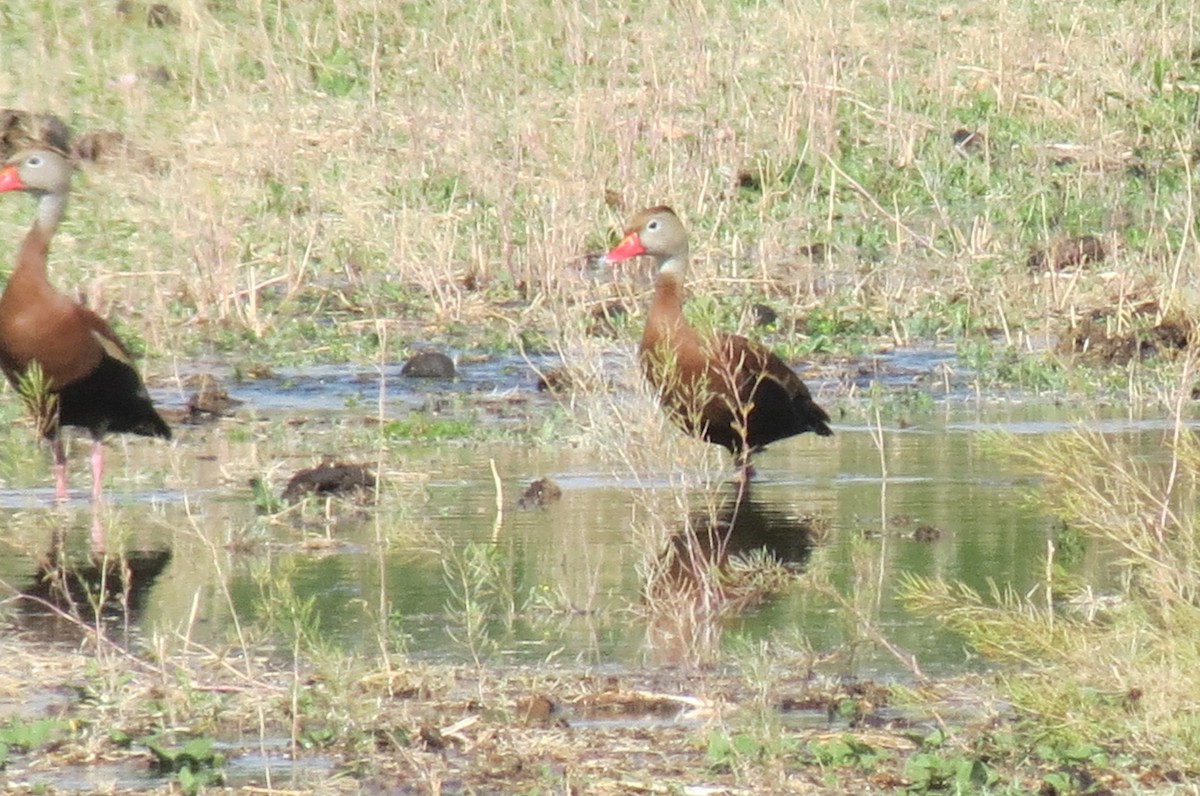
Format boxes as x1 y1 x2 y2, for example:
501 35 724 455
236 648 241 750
0 348 1173 680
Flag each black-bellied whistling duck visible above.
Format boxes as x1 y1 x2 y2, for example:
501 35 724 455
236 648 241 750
604 206 832 465
0 147 170 501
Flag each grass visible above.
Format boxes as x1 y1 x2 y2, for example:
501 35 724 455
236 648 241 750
0 0 1193 389
0 0 1199 793
902 351 1200 771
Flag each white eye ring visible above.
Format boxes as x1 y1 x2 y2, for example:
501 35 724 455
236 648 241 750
26 155 42 167
647 219 659 230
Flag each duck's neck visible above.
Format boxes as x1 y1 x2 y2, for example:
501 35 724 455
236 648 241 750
34 191 67 238
14 192 66 281
642 260 691 351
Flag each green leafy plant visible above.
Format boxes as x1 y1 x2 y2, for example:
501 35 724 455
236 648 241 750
0 717 69 769
144 736 225 794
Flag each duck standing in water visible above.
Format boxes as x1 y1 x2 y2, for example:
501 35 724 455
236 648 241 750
603 206 832 466
0 148 170 501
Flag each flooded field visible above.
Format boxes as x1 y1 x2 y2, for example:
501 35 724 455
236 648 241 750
0 349 1158 680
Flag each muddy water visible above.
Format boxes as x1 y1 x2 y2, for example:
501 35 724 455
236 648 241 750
0 349 1165 678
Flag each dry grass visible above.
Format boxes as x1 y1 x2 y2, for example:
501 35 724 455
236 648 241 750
0 0 1194 381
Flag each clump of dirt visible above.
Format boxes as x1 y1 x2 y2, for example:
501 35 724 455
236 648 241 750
913 525 943 543
749 302 779 328
588 299 632 337
116 0 180 27
951 127 986 156
183 374 242 422
401 350 456 378
517 477 562 509
1027 235 1107 271
1057 313 1192 366
515 694 564 726
797 242 830 262
0 109 71 158
282 461 375 502
71 131 128 162
535 365 570 393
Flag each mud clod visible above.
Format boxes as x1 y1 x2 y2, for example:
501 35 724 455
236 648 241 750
535 365 571 393
951 128 986 156
1057 314 1192 366
518 477 563 510
750 303 779 328
401 351 457 379
185 374 242 422
282 461 376 502
146 3 180 27
913 525 943 543
1027 235 1106 271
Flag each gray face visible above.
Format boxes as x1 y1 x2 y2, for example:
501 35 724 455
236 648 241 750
625 207 690 276
6 149 74 197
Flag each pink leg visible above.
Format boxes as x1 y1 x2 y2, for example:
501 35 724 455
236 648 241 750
90 506 105 552
52 437 68 501
90 438 105 504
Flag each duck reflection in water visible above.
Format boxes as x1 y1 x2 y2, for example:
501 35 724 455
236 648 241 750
642 481 821 666
16 523 172 641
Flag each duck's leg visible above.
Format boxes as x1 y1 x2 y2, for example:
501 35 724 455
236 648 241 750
89 438 105 504
51 435 68 500
90 504 105 551
732 448 756 484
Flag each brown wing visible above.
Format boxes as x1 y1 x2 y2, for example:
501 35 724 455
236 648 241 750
77 305 136 364
719 334 833 445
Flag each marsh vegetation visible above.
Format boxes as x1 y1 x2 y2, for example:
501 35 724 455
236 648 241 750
0 0 1199 792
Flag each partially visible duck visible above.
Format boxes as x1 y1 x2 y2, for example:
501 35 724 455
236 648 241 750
604 206 832 464
0 147 170 501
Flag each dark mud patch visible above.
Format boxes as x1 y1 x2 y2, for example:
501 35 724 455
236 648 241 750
1057 314 1192 365
282 461 375 502
912 524 943 542
517 477 562 509
401 350 457 379
952 127 986 156
1027 234 1107 271
177 374 242 423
